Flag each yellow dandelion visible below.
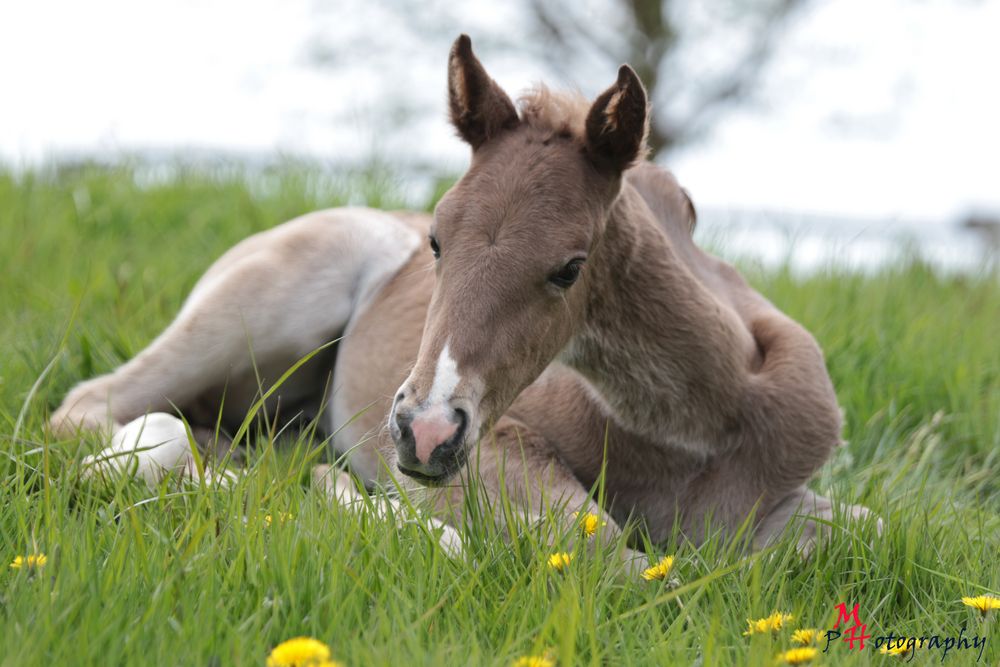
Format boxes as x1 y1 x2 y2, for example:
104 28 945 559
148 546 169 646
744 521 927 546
641 556 675 582
572 512 605 537
10 553 48 570
962 595 1000 615
512 655 554 667
264 512 294 527
775 647 818 665
744 617 772 636
879 641 910 657
547 552 573 572
744 611 794 636
791 628 819 645
266 636 342 667
765 611 794 631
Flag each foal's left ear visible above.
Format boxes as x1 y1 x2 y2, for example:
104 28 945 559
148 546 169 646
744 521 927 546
448 34 519 149
585 65 649 174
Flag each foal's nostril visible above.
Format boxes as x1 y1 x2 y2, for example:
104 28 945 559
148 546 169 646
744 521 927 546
395 390 406 403
395 409 412 435
393 407 415 455
453 407 468 435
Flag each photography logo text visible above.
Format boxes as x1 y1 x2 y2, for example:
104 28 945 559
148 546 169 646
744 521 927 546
822 602 987 662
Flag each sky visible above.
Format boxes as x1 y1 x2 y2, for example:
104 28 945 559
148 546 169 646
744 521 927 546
1 0 998 226
673 0 1000 223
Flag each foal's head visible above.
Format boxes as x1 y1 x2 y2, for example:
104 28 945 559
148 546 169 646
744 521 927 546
390 35 648 484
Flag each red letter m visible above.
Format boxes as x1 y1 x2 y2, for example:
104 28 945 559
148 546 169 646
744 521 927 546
833 603 861 629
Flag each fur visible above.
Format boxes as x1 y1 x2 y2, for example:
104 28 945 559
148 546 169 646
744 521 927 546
51 36 876 566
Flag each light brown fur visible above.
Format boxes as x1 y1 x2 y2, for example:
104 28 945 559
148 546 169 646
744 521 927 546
51 36 875 564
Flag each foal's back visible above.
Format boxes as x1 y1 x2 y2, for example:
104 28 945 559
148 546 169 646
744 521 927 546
628 162 775 330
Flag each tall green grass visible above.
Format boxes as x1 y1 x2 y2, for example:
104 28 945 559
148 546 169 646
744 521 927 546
1 163 997 666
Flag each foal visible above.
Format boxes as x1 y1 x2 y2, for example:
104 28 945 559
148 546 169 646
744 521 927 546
51 35 873 563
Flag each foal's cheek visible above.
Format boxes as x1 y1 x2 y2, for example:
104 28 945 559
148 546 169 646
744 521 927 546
474 299 576 428
540 300 580 359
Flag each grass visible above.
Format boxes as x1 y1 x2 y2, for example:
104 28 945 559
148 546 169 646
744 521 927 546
1 162 998 666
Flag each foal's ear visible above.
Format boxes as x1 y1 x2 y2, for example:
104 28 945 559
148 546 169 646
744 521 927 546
585 65 649 174
448 34 519 149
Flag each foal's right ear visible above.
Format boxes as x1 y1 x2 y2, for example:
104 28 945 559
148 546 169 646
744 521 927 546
448 34 519 150
585 65 649 174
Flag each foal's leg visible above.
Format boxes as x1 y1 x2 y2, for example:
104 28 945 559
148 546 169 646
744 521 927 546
753 486 880 555
311 464 465 558
315 417 644 569
679 452 878 555
52 209 420 480
80 412 236 487
442 418 647 573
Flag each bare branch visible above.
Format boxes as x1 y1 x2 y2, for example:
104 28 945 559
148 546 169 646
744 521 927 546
525 0 811 155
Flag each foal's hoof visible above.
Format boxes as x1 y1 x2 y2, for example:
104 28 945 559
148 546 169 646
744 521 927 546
793 503 883 557
79 413 191 486
312 464 363 504
755 489 883 557
620 547 655 579
77 413 237 489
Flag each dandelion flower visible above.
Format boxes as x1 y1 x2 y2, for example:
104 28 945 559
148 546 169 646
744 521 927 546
791 628 819 645
744 618 772 636
775 647 818 665
572 512 605 538
547 552 573 572
879 641 909 657
962 595 1000 615
10 554 47 570
641 556 675 582
266 636 342 667
744 611 794 636
265 512 294 527
766 612 794 630
512 655 555 667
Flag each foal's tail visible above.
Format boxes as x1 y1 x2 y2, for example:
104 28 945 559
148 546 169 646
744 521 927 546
746 313 843 489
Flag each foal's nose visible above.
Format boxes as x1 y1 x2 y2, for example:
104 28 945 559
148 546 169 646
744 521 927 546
394 404 466 465
411 409 460 464
390 392 468 477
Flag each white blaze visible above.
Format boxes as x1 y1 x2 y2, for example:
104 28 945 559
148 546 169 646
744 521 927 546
427 341 460 407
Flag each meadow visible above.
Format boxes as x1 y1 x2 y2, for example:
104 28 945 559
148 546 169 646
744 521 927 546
1 163 998 666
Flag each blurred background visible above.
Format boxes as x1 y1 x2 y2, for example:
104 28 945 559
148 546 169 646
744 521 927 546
2 0 998 272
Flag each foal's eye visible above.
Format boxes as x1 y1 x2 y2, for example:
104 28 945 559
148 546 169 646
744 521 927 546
549 258 585 289
429 236 441 259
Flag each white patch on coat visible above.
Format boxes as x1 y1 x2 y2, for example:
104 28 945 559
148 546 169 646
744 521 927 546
83 413 193 487
426 341 460 407
83 413 237 487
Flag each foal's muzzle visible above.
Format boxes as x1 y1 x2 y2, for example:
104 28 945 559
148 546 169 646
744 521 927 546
390 401 469 485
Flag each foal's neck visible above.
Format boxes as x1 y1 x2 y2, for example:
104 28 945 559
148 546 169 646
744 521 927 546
565 186 755 452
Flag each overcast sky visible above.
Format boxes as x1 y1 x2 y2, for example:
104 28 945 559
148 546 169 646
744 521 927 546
1 0 997 225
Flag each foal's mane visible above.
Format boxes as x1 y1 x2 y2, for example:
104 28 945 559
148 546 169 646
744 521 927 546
517 86 590 141
518 85 652 169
